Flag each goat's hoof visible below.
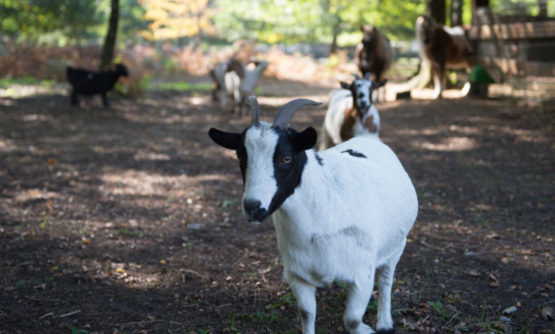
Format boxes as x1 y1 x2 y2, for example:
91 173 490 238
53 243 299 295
376 328 394 334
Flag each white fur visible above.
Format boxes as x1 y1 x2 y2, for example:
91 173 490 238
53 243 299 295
244 123 418 333
415 16 473 99
243 125 279 213
212 60 269 112
320 83 381 151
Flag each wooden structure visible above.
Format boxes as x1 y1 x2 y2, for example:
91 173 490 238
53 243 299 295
468 6 555 79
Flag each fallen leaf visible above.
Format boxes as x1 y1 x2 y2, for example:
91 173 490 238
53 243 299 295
502 305 518 314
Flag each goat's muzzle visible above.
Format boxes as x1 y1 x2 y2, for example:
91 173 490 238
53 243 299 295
243 198 269 222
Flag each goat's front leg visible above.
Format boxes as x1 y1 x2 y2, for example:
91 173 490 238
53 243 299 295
70 89 79 106
432 67 442 99
289 279 317 334
101 92 109 108
343 272 376 334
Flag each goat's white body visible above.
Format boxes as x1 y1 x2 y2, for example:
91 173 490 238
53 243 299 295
274 135 416 283
239 121 417 333
274 136 416 333
320 89 381 150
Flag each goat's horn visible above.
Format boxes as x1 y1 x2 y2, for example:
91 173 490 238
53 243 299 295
246 96 260 127
353 73 360 79
273 99 322 129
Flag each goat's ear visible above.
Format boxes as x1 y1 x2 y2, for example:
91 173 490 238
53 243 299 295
208 128 241 150
374 79 387 89
293 127 317 151
340 81 351 90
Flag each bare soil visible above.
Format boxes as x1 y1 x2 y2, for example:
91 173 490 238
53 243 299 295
0 79 553 333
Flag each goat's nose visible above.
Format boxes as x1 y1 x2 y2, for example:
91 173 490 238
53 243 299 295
243 199 261 214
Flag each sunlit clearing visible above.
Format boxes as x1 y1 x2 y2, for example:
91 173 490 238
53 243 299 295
418 136 477 151
15 189 59 202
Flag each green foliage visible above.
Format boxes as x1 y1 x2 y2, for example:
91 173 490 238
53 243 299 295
213 0 426 45
1 0 148 45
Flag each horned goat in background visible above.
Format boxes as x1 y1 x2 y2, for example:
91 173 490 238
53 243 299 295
208 96 418 334
209 59 268 113
319 74 385 150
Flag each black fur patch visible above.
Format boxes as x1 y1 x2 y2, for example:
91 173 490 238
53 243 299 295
314 152 323 166
267 127 309 216
341 149 367 158
300 309 310 321
376 328 394 334
235 131 248 184
346 320 360 330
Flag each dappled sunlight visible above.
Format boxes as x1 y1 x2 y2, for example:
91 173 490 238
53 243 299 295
14 188 60 202
417 136 477 151
0 138 17 152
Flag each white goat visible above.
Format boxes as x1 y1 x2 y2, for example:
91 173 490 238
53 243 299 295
208 97 418 334
320 75 385 150
209 59 268 113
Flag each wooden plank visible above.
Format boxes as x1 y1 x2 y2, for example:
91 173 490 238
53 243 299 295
477 56 555 77
468 21 555 40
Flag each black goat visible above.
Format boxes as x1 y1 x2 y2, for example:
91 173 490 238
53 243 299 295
66 64 128 108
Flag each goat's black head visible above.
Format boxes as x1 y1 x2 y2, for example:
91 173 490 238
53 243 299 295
208 96 320 223
115 63 129 77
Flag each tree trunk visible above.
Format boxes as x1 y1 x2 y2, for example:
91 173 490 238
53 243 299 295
427 0 446 25
472 0 489 25
100 0 120 70
330 22 340 54
451 0 463 26
538 0 547 18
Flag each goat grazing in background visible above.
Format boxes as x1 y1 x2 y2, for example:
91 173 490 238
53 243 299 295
355 25 393 83
319 74 386 150
209 59 268 113
416 15 474 99
66 63 128 108
209 96 418 334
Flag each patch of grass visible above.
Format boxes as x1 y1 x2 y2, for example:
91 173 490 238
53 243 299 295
267 293 295 309
251 310 279 324
366 299 379 312
0 76 57 88
428 300 445 317
117 228 143 237
222 199 238 208
155 81 211 92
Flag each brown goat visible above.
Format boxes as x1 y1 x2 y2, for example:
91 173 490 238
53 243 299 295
354 25 393 83
416 15 474 98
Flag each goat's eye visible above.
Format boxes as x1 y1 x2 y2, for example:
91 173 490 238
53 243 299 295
281 155 292 164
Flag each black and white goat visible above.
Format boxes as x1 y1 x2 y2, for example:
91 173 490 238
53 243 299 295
319 74 386 150
66 64 128 108
209 96 418 334
209 59 268 113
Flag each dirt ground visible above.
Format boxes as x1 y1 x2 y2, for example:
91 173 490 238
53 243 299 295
0 78 553 334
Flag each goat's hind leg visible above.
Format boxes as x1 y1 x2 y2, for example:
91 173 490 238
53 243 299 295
375 245 405 333
343 272 376 334
289 279 317 334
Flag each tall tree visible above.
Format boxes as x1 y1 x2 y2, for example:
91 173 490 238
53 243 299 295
100 0 120 70
427 0 446 24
